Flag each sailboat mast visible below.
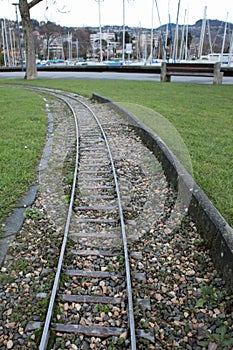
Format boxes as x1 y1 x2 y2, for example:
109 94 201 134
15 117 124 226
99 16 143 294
3 18 10 65
154 0 166 60
1 21 7 67
228 30 233 67
198 6 207 58
122 0 125 63
97 0 103 63
207 20 213 54
150 0 154 63
172 0 181 62
221 12 228 61
179 9 187 60
165 22 168 60
185 8 189 60
185 22 189 60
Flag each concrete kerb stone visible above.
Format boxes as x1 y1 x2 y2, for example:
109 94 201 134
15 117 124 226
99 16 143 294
0 185 38 264
92 92 233 292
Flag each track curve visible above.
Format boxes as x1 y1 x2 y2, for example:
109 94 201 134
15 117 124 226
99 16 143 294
2 87 232 350
24 88 166 349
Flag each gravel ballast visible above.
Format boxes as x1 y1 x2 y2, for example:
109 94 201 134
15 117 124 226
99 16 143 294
0 94 232 349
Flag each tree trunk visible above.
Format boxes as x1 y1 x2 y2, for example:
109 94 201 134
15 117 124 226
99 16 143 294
19 0 44 80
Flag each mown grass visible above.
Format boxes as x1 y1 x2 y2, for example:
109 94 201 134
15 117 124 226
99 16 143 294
0 86 47 225
0 79 232 227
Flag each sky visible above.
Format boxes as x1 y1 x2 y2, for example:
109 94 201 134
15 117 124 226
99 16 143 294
1 0 232 28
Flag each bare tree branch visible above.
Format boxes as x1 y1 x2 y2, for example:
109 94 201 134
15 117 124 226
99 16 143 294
28 0 44 10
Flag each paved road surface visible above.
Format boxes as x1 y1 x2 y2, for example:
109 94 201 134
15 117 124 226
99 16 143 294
1 71 233 84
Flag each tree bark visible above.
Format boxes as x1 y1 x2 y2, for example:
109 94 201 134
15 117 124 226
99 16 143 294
19 0 44 80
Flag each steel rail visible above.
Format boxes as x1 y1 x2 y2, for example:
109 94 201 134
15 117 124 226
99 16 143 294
39 94 80 350
22 87 137 349
71 95 137 350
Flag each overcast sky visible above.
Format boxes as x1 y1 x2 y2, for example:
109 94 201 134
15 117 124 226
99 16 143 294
1 0 232 28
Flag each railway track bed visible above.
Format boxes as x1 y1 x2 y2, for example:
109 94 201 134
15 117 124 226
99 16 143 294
0 89 232 349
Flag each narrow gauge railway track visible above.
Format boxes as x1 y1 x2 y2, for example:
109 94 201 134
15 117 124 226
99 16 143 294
25 89 167 349
2 87 233 350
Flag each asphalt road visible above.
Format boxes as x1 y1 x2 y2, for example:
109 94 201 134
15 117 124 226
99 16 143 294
1 70 233 84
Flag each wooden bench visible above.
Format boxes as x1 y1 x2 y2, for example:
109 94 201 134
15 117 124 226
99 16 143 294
160 62 223 84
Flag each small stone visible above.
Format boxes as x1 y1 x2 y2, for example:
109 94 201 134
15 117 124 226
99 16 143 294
168 291 176 298
75 303 82 311
5 322 16 328
186 270 195 276
213 308 221 315
7 340 14 349
6 308 12 316
120 331 127 339
18 327 24 335
101 267 107 271
137 262 144 269
208 343 218 350
155 293 163 301
63 303 69 311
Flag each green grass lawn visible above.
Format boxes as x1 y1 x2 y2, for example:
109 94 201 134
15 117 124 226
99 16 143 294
0 79 232 227
0 86 47 223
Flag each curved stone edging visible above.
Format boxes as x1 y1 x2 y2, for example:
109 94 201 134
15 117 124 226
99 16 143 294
92 93 233 292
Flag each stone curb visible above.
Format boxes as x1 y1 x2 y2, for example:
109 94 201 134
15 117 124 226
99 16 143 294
92 93 233 292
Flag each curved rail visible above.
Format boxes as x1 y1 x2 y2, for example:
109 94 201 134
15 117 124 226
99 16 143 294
36 89 137 349
70 95 136 350
39 94 80 350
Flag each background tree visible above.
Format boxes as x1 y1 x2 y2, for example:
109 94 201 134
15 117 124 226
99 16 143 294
40 21 62 60
18 0 44 79
0 52 4 65
73 29 91 59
